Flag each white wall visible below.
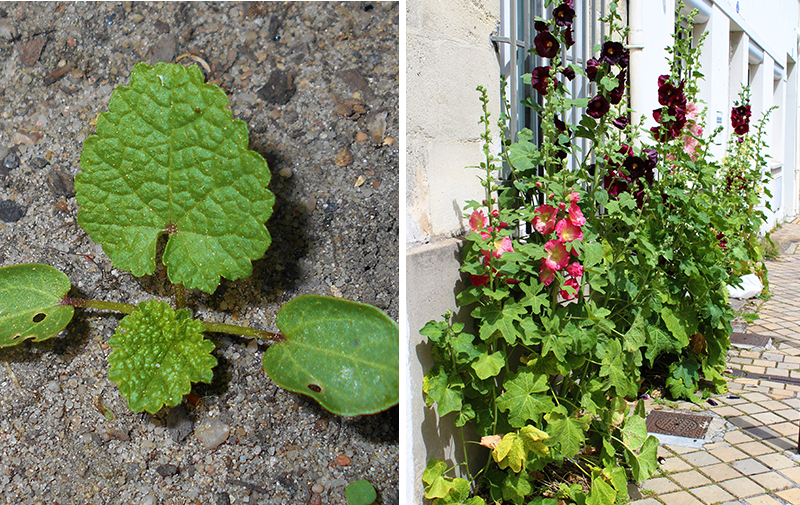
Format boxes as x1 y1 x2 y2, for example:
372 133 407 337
405 0 501 501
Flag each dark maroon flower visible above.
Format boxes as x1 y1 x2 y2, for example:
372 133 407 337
643 148 658 170
586 58 600 81
553 2 575 27
600 41 625 65
651 75 688 142
529 66 552 95
586 94 610 118
564 27 575 48
560 66 576 80
534 20 549 32
604 170 629 198
534 31 560 59
609 68 626 105
562 0 574 7
612 116 628 129
624 155 654 186
731 104 751 135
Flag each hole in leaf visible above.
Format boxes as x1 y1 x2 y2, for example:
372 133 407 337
308 384 322 393
32 313 46 323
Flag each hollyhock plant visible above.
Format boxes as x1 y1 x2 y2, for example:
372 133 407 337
556 219 583 242
599 41 625 65
731 104 751 135
539 261 555 286
568 204 586 226
586 57 600 81
553 2 575 27
530 66 552 95
566 262 583 278
469 210 489 232
587 94 610 118
534 31 560 59
533 204 558 234
543 239 569 271
559 277 580 300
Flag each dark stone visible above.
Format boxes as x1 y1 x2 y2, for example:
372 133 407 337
215 492 231 505
29 157 49 170
46 169 75 198
0 200 24 222
153 20 170 33
155 464 179 477
257 70 295 105
338 68 371 94
166 404 193 443
147 34 178 65
3 153 19 170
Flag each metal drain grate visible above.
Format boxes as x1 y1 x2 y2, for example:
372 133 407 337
645 410 713 439
730 332 771 348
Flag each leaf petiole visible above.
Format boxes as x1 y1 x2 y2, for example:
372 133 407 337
202 321 284 342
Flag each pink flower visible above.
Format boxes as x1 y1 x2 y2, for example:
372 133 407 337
559 278 580 300
568 204 586 226
568 192 580 204
556 219 583 242
469 210 489 232
532 205 558 234
543 240 569 271
540 260 555 286
483 236 514 263
566 262 583 278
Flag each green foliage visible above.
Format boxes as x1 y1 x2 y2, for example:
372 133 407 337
263 295 399 416
76 62 275 294
345 480 378 505
420 2 776 503
0 62 397 423
108 300 215 414
0 264 74 347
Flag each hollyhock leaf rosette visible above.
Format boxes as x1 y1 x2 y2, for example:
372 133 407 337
263 295 399 416
107 300 216 414
76 62 275 293
0 263 74 347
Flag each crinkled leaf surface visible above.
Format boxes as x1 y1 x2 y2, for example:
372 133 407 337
263 295 398 416
76 62 275 293
0 264 74 347
107 300 216 414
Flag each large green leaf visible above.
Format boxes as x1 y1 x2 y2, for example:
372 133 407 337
263 295 398 416
76 62 275 293
107 300 216 414
0 264 74 347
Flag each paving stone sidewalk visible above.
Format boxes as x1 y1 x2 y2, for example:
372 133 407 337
631 223 800 505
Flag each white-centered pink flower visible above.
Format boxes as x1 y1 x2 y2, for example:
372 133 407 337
568 204 586 227
543 239 569 271
540 260 555 286
533 205 558 234
568 192 580 204
556 219 583 242
469 210 489 232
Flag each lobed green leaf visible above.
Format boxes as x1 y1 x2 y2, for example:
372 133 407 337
76 62 275 293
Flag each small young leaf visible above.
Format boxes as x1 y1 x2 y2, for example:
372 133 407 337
0 263 74 347
345 480 377 505
107 300 216 414
263 295 398 416
76 62 275 293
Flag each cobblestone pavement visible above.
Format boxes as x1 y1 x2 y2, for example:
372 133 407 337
631 222 800 505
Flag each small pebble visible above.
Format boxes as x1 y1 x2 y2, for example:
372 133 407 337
195 418 230 450
309 495 322 505
155 464 179 477
335 454 351 466
355 131 369 142
311 483 325 494
3 153 19 170
131 13 144 23
279 167 293 178
0 200 24 222
335 147 353 167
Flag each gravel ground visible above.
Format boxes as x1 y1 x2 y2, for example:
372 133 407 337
0 2 398 504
